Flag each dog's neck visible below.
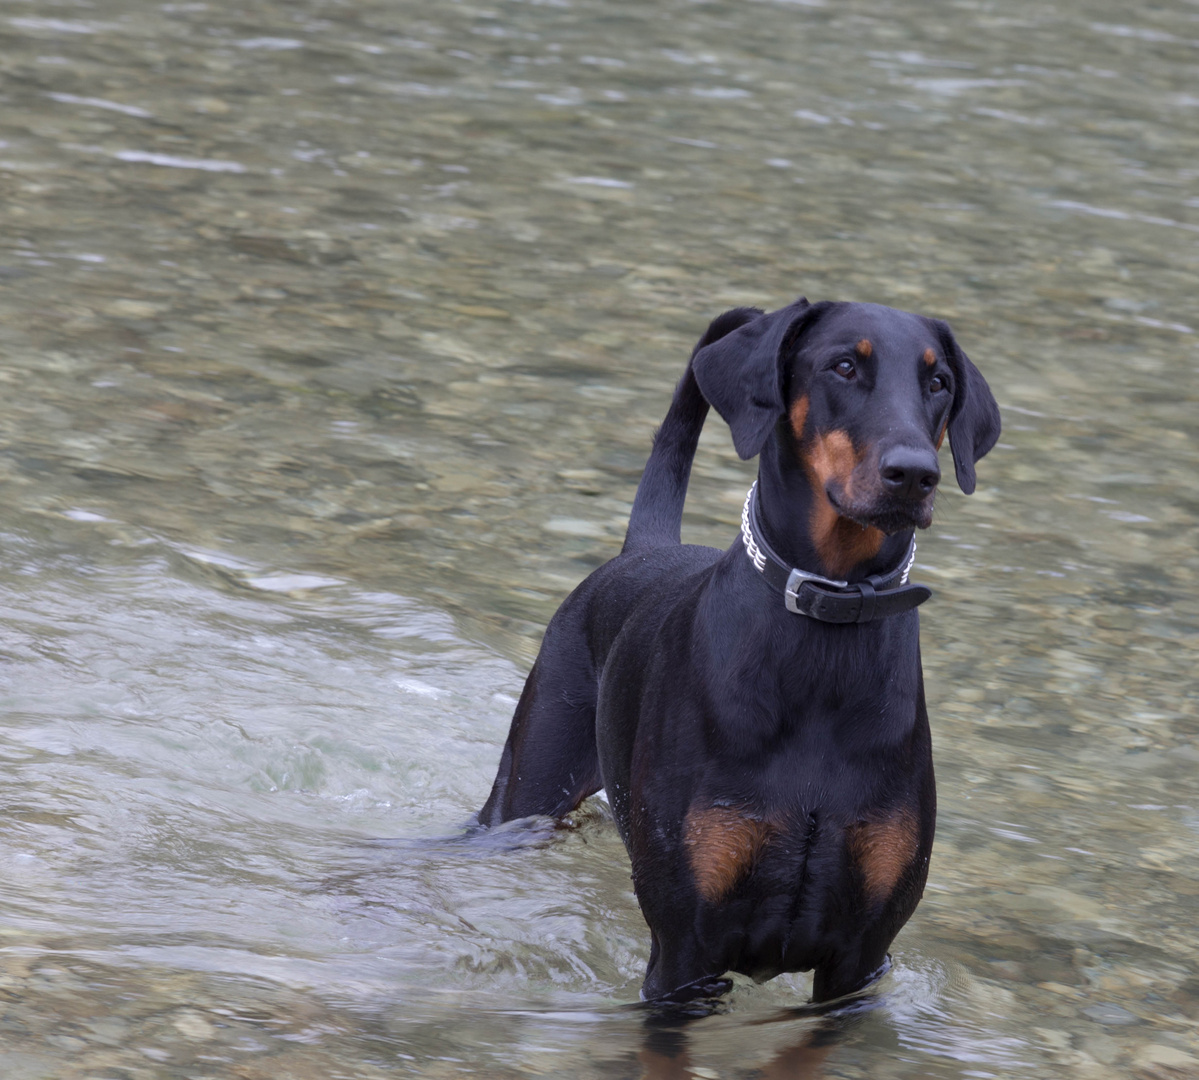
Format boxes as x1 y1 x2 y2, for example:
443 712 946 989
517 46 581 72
754 438 915 584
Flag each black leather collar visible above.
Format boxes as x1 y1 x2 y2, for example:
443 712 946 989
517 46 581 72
740 482 932 623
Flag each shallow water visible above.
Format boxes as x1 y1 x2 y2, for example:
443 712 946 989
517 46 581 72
1 0 1198 1076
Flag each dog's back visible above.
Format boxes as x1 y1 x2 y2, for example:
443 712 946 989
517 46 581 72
477 309 760 827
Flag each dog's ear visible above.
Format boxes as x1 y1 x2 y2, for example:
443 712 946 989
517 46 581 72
933 321 1001 495
691 298 822 460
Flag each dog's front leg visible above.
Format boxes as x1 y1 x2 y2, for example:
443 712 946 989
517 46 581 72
641 927 732 1003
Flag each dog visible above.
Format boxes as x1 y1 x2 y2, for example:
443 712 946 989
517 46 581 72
478 297 1000 1004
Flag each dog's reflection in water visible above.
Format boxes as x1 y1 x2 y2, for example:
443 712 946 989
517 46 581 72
638 1029 835 1080
634 988 880 1080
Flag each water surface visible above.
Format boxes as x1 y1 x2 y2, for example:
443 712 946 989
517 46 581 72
1 0 1198 1076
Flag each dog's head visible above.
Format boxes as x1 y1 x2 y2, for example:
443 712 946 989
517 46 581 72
692 298 1000 537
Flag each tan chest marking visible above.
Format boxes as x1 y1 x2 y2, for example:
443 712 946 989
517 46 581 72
684 806 773 903
847 809 920 905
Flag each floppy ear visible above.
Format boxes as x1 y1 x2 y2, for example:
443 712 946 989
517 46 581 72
935 321 1001 495
691 297 820 460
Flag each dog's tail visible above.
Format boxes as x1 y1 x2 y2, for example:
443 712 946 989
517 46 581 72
622 307 763 553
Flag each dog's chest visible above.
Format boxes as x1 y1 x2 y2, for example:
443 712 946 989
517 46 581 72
677 799 926 979
682 801 921 908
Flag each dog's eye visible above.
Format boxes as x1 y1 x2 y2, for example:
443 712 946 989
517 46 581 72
929 374 948 393
834 360 856 380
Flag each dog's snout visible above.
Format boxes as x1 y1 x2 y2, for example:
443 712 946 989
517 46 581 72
879 446 941 500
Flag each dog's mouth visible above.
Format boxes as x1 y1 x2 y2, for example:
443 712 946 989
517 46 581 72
826 486 935 534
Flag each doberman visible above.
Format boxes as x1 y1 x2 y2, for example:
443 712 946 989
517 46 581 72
478 297 1000 1004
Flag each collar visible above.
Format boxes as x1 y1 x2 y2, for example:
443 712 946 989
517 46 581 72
739 482 932 623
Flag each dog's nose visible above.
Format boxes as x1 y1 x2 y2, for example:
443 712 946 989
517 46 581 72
879 446 941 500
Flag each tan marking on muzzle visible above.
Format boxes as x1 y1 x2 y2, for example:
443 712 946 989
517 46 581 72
789 394 810 440
807 430 857 492
847 808 920 905
684 806 773 903
936 418 948 451
805 430 885 578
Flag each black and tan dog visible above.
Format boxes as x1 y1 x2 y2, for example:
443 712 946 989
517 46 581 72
479 297 1000 1004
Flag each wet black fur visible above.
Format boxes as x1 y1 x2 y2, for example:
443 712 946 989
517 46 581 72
478 297 1000 1003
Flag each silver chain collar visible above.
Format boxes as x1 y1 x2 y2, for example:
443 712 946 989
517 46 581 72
739 481 916 591
739 481 768 574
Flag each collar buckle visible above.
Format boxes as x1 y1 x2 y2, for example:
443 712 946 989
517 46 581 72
784 566 847 614
742 482 931 623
